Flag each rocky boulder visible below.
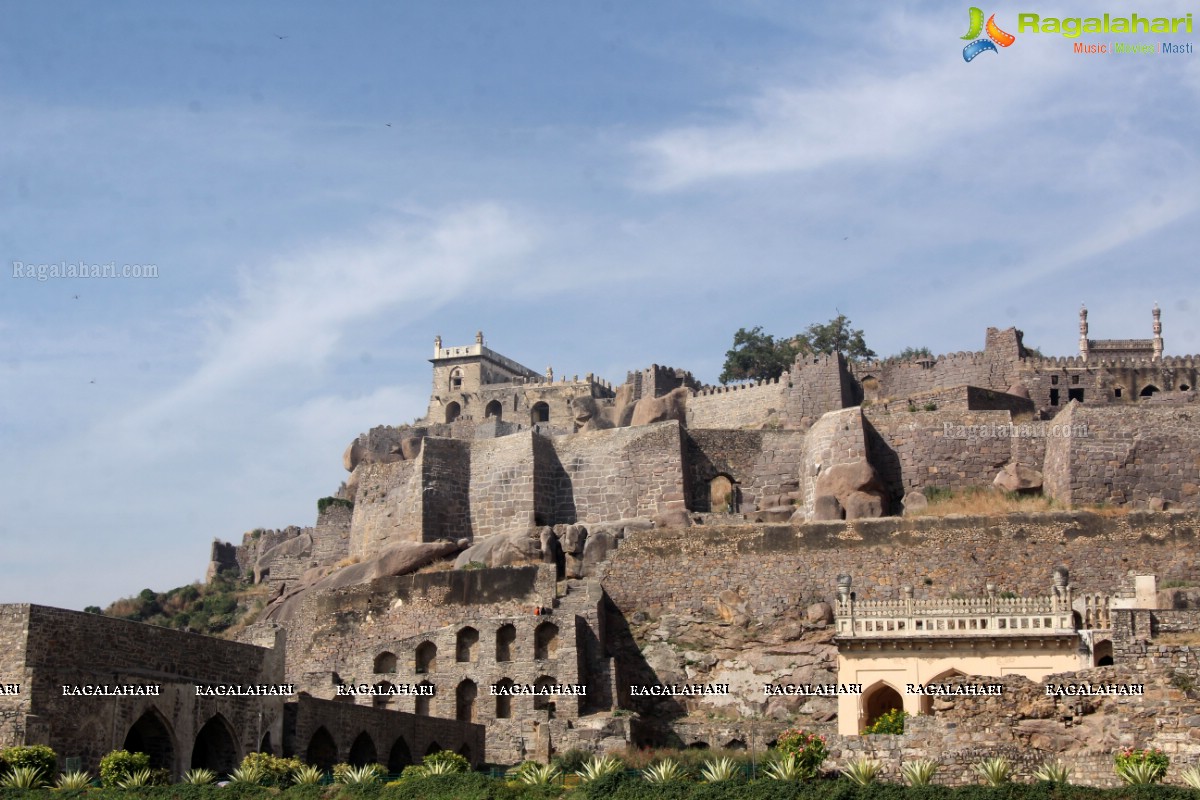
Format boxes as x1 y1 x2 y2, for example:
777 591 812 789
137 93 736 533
453 528 543 569
630 387 688 427
811 494 844 521
994 462 1043 493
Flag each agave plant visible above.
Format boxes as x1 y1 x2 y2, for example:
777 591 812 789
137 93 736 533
764 754 806 781
420 760 459 777
55 770 93 790
901 759 939 786
518 763 561 786
1033 760 1072 784
576 756 623 783
182 768 217 785
1116 760 1163 785
1180 765 1200 789
700 757 739 783
116 768 155 789
291 764 325 785
229 764 266 785
842 756 883 786
643 758 687 784
975 756 1012 786
338 764 382 785
0 766 46 789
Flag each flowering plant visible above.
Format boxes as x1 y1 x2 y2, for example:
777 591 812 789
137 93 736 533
1114 747 1168 783
773 728 828 778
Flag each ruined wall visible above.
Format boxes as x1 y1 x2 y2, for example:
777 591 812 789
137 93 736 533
548 422 686 523
686 378 788 429
788 354 854 420
1112 608 1200 672
1044 404 1200 509
349 459 424 558
801 407 868 516
853 327 1024 403
1019 355 1199 411
0 606 31 748
601 513 1200 621
419 438 472 542
863 409 1022 504
684 430 804 513
467 433 538 538
284 693 486 768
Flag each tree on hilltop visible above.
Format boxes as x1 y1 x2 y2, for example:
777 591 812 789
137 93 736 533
719 315 876 384
892 346 933 361
805 314 876 361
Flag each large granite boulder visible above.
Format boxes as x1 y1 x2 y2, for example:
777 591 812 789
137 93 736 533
994 462 1043 493
630 387 688 427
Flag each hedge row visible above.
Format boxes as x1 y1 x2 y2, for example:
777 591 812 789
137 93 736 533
1 777 1199 800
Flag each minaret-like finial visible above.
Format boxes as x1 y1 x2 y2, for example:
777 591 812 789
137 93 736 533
475 330 484 345
1079 304 1089 361
545 365 553 381
434 334 442 354
1153 303 1163 360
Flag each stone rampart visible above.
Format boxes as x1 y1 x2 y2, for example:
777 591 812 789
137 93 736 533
684 429 805 513
687 378 788 429
801 407 867 516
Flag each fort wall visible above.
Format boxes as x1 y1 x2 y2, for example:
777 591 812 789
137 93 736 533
686 378 788 429
683 430 805 513
467 433 538 538
349 459 424 557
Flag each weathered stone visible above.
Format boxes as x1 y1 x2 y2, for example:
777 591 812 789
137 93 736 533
582 530 617 574
902 491 928 514
630 387 689 427
812 494 844 521
806 601 834 625
654 508 693 528
994 462 1043 493
843 491 884 520
453 529 541 569
761 505 794 522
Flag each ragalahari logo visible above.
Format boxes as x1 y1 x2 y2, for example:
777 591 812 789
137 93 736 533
962 7 1016 61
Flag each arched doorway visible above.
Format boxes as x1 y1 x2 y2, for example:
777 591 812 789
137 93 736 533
415 681 435 716
709 475 736 513
456 680 477 722
348 732 377 766
862 682 904 731
259 732 272 754
530 402 550 424
373 652 397 674
445 402 462 423
190 714 239 776
425 741 442 757
1140 385 1160 398
306 727 337 771
373 681 395 709
456 627 479 662
387 737 412 773
123 708 175 772
494 678 514 718
1094 639 1114 667
919 669 965 715
485 400 503 421
534 675 556 718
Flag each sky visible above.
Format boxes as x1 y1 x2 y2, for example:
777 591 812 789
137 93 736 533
2 1 1198 609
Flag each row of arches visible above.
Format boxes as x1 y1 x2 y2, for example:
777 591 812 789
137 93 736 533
364 676 561 721
121 708 269 777
304 727 469 772
374 622 559 675
444 396 551 425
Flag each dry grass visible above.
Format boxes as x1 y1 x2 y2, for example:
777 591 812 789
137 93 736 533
333 555 362 569
908 487 1129 517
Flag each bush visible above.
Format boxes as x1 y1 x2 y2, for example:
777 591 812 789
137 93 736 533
552 749 592 774
99 749 150 787
1115 747 1168 784
239 752 304 786
771 728 827 779
423 750 470 773
0 745 56 777
862 709 908 735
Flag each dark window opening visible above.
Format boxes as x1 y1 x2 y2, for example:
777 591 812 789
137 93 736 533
1050 388 1059 406
1068 388 1084 402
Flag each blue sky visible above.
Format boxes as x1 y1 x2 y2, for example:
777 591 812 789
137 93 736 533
2 1 1198 609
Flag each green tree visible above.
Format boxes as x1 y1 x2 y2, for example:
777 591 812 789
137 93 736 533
893 346 933 361
719 326 807 384
805 314 876 361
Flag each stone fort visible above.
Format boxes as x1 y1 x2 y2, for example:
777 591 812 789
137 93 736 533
5 306 1200 784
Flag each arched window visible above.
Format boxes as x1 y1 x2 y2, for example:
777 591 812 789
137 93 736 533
496 624 516 662
415 641 437 674
456 627 479 662
456 680 477 722
373 681 395 709
373 652 397 674
449 368 464 391
445 401 462 423
1094 639 1114 667
533 675 557 717
415 681 435 716
485 400 503 421
709 475 737 513
534 621 559 660
531 402 550 424
494 678 515 719
1140 385 1160 398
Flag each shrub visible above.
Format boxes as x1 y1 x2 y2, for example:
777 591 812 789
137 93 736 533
0 745 57 777
764 754 806 781
54 770 93 790
841 756 883 786
0 766 46 789
116 768 155 788
862 708 908 735
577 756 623 783
1033 759 1072 783
1115 747 1168 784
901 759 939 786
99 749 151 787
642 759 687 783
338 764 382 785
518 763 561 786
975 756 1012 786
552 749 592 774
1180 764 1200 789
229 764 266 785
699 757 739 782
182 768 217 785
291 764 325 785
240 752 305 786
423 750 470 773
772 728 827 779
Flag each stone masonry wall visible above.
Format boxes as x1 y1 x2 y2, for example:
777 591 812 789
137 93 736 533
349 459 424 558
467 433 538 538
0 606 31 747
602 512 1200 621
1113 608 1200 673
684 430 805 513
420 438 472 542
1044 403 1200 509
547 422 686 523
686 378 788 429
801 407 867 516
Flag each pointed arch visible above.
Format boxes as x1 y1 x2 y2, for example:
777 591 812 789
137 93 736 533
533 675 557 717
531 402 550 424
494 678 515 719
496 623 516 662
123 707 176 771
534 621 559 660
259 731 272 754
485 400 503 421
306 726 338 771
415 681 435 716
190 713 239 776
373 652 397 674
415 641 437 674
1094 639 1114 667
456 626 479 663
445 401 462 423
387 737 413 772
919 669 965 714
456 679 477 723
1140 384 1160 397
373 681 395 709
861 680 904 732
348 732 377 766
425 741 442 757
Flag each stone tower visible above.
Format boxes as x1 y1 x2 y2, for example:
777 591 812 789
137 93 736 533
1079 304 1089 361
1152 303 1163 360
